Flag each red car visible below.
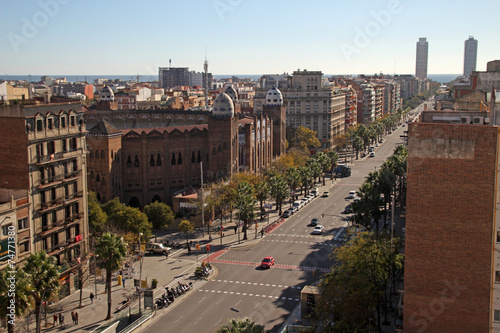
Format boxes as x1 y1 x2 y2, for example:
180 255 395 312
260 256 275 269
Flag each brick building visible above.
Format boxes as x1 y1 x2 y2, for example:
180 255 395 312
404 107 500 331
87 88 286 207
0 98 89 298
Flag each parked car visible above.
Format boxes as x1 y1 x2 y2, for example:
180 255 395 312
344 205 353 214
290 206 298 214
311 218 319 226
311 189 318 197
322 191 330 197
312 225 324 234
260 256 275 269
369 152 375 157
348 190 356 199
282 210 291 218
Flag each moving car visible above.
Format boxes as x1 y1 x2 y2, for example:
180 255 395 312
344 205 353 214
312 225 324 234
260 256 275 269
334 164 352 177
322 191 330 197
145 242 171 256
311 218 319 226
369 152 375 157
348 190 356 199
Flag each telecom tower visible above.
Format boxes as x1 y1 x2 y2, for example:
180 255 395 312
204 57 209 108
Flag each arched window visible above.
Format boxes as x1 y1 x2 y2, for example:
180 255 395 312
90 150 94 158
150 154 155 167
126 155 132 168
191 151 195 163
197 151 201 163
90 170 94 179
96 174 100 182
96 150 99 159
134 155 140 167
212 147 216 155
156 154 162 166
111 150 114 159
97 192 101 201
178 152 182 165
171 153 176 165
101 150 105 159
223 142 227 150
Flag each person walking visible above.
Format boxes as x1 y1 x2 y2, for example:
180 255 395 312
74 311 78 325
59 313 65 328
71 311 75 324
209 234 212 242
123 276 126 288
53 313 58 327
90 292 94 304
234 226 237 234
260 228 264 238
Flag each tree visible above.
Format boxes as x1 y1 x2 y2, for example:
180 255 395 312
235 182 256 240
178 220 195 248
216 317 266 333
316 232 404 332
285 167 301 201
23 251 60 333
298 166 314 195
269 174 289 215
95 233 127 320
288 126 321 152
326 150 339 178
110 206 152 241
0 267 31 333
352 135 363 159
88 191 107 236
253 179 270 220
144 201 175 240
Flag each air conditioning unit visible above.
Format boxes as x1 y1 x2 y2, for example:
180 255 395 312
460 116 471 124
484 117 490 124
472 116 484 125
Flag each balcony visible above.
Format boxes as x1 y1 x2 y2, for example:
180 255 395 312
47 242 66 255
37 175 63 189
36 148 82 166
65 212 83 225
63 169 81 181
64 191 83 204
39 199 64 212
57 258 82 274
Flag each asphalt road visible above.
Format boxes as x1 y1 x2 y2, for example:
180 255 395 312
141 123 409 333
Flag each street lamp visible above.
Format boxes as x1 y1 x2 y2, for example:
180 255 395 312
138 232 143 316
230 307 245 318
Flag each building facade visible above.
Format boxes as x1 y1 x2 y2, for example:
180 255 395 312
0 99 89 298
464 36 478 77
415 37 428 79
254 70 346 149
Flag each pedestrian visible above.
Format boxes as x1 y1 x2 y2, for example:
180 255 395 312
90 292 94 304
209 234 212 242
234 226 237 234
260 228 264 238
71 311 75 324
59 313 65 328
123 276 126 288
188 246 191 254
322 213 324 218
74 311 78 325
53 313 58 326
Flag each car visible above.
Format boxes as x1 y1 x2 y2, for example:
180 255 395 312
311 218 319 226
290 206 298 214
353 197 360 203
369 146 375 152
307 194 314 201
282 210 291 218
344 205 353 214
301 198 308 206
311 189 318 197
260 256 275 269
348 190 356 199
322 191 330 197
379 138 384 143
145 242 171 256
312 225 324 234
369 152 375 157
286 207 295 215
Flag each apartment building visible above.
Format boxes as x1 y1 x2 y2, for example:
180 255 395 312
0 98 89 298
254 70 346 149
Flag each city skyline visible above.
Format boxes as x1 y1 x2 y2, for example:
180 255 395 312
0 0 498 76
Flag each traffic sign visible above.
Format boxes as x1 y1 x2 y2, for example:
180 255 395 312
206 244 211 251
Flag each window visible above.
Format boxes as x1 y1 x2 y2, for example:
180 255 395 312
1 224 12 236
134 155 140 167
96 174 100 182
212 147 216 155
90 150 94 158
126 155 132 168
61 117 66 128
47 118 53 130
171 153 176 165
90 170 94 179
497 231 500 243
156 154 161 166
191 151 195 163
20 241 29 253
100 150 104 159
62 139 67 152
36 119 43 131
96 150 99 159
70 115 75 126
197 151 201 163
223 142 227 150
178 152 182 165
496 271 500 283
150 154 155 167
495 310 500 322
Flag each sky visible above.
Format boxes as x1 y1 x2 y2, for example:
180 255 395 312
0 0 498 76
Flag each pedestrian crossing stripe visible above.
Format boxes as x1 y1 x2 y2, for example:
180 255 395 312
197 289 299 302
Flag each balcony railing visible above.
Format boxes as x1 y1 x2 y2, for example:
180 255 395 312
64 169 81 179
64 191 83 203
65 212 83 224
36 148 82 165
38 175 63 188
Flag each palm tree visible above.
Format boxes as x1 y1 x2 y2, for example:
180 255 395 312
285 167 301 203
216 317 265 333
23 251 60 333
352 135 363 159
270 175 289 215
327 150 339 178
95 232 127 320
314 152 330 185
253 179 270 220
298 166 313 195
236 182 257 240
0 267 31 333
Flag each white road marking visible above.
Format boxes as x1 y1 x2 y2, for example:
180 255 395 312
216 298 224 304
174 315 183 323
254 302 260 308
194 316 203 325
236 300 241 306
214 319 222 327
199 297 206 303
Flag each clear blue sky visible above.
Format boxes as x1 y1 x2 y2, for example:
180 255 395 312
0 0 498 76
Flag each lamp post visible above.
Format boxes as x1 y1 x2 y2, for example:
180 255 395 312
94 254 98 300
138 232 143 316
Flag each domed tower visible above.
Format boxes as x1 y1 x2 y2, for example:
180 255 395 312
263 87 286 157
224 85 238 105
99 85 115 102
208 93 239 180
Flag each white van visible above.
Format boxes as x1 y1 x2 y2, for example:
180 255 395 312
293 200 302 210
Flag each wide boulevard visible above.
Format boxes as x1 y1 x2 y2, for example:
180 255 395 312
141 121 410 333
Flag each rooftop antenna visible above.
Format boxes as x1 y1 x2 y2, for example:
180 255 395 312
169 59 172 69
136 73 141 83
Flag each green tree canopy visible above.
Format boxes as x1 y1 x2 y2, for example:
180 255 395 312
288 126 321 152
144 201 175 236
88 191 107 236
0 267 31 333
216 317 266 333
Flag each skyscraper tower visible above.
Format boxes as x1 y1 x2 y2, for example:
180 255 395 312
415 37 428 79
463 36 478 77
204 57 209 108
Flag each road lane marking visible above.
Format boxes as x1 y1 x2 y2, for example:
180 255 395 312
174 315 183 323
214 319 222 327
194 316 203 325
199 297 206 303
216 298 224 304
